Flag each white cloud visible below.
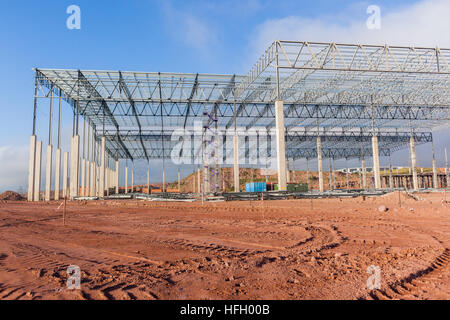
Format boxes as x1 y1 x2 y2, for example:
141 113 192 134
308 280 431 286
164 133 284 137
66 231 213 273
249 0 450 63
181 16 215 50
0 145 29 193
161 2 217 51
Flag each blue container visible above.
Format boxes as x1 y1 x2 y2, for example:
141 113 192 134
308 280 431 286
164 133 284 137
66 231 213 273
246 182 267 192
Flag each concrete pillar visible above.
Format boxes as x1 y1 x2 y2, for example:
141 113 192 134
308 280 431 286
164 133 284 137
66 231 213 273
94 162 100 197
358 169 362 188
275 100 287 191
93 163 96 195
99 137 106 197
233 134 240 192
410 137 418 191
162 167 165 192
44 145 53 201
54 148 61 200
86 129 90 197
286 159 290 184
431 156 438 189
125 166 128 194
27 135 37 201
110 164 113 191
109 163 113 192
89 161 95 197
197 167 201 193
108 164 115 189
33 141 42 201
81 159 86 196
306 159 310 191
105 165 109 196
203 166 209 193
146 165 150 194
79 156 82 193
328 159 333 190
389 162 393 189
317 137 324 192
178 168 181 192
346 160 350 190
131 167 134 193
63 152 69 198
292 159 297 183
86 159 90 196
222 168 225 192
372 136 381 189
361 157 367 189
110 166 113 194
116 160 120 194
332 159 336 190
445 148 450 188
69 135 80 199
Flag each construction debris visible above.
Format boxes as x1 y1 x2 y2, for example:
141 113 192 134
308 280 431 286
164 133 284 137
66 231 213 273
0 191 25 201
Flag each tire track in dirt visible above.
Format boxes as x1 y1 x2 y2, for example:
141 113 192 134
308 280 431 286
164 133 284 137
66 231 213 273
0 283 33 300
0 215 63 229
284 224 345 257
365 248 450 300
74 263 168 300
159 237 272 258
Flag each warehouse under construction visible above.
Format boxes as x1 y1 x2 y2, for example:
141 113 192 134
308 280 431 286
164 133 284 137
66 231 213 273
26 41 450 201
2 40 450 301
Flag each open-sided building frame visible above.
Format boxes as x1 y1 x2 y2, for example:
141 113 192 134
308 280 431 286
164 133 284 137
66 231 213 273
27 41 450 200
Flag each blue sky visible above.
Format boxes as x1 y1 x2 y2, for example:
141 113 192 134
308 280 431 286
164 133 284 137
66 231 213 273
0 0 449 191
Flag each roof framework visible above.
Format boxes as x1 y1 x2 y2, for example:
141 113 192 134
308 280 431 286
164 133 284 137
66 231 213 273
34 41 450 162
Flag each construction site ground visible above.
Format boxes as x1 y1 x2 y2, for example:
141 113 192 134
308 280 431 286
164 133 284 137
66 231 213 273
0 191 449 300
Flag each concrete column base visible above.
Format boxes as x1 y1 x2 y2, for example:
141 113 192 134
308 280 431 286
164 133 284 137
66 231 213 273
372 136 381 189
45 144 53 202
275 100 287 191
116 160 120 194
27 135 37 201
54 148 61 200
81 159 86 196
131 168 134 193
317 137 324 192
125 166 128 194
432 158 438 188
233 135 240 192
410 137 418 191
62 152 69 198
69 136 80 199
361 158 367 189
89 162 94 197
33 140 43 201
197 168 202 193
99 137 106 197
388 165 393 189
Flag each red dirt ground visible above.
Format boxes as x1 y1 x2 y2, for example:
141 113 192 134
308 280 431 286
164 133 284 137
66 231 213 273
0 192 449 300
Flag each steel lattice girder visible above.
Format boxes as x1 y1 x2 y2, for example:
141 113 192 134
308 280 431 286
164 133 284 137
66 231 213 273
102 147 396 161
236 41 450 104
96 129 431 161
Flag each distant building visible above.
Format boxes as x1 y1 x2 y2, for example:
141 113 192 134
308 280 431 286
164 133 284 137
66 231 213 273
337 167 406 174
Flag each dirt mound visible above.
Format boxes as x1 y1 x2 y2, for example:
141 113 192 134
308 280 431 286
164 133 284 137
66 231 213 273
0 191 25 201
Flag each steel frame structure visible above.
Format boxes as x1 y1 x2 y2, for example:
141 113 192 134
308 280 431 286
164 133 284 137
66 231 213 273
33 41 450 164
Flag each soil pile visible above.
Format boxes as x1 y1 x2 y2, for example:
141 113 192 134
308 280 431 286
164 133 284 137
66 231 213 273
0 191 25 201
